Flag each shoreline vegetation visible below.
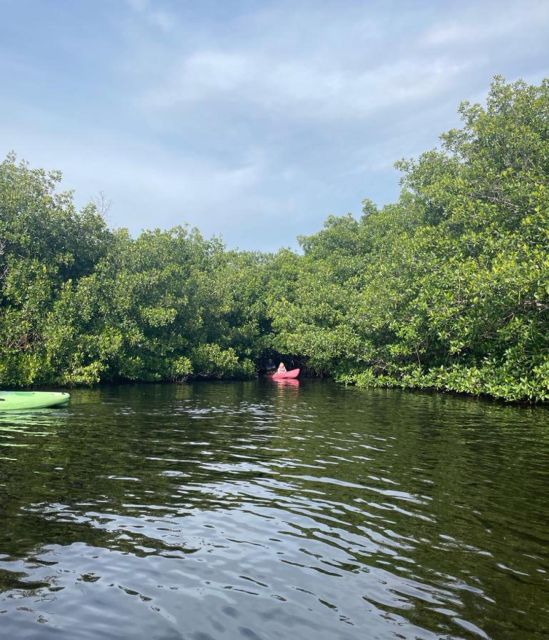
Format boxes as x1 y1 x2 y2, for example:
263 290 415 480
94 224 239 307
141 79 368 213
0 78 547 403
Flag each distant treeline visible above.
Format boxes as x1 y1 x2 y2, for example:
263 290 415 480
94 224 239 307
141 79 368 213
1 78 547 402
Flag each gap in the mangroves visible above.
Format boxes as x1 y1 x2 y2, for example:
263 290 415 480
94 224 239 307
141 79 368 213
0 380 547 639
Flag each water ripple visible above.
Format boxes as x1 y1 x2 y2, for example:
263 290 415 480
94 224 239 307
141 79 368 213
0 382 548 639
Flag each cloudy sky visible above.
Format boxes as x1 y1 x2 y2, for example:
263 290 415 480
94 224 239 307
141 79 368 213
1 0 547 250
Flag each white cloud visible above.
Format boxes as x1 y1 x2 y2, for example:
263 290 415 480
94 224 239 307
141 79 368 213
125 0 149 12
423 1 549 46
125 0 175 32
134 0 547 127
2 0 548 249
143 49 469 121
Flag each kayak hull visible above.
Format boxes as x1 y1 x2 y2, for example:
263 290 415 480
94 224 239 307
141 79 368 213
272 368 300 380
0 391 70 412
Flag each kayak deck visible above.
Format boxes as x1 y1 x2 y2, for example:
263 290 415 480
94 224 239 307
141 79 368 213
0 391 70 411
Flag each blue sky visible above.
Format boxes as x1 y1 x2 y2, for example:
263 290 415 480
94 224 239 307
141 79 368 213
1 0 547 250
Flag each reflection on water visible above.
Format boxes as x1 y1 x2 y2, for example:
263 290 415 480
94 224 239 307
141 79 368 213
272 378 300 387
0 408 71 457
0 381 548 639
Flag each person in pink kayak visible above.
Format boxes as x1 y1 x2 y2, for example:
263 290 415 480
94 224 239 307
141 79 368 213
277 362 287 374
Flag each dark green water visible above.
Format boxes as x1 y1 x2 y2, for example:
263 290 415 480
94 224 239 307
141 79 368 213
0 381 547 640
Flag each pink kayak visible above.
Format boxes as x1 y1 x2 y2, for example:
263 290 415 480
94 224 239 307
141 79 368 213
272 368 300 380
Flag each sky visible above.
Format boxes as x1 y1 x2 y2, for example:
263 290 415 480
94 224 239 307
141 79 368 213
0 0 547 251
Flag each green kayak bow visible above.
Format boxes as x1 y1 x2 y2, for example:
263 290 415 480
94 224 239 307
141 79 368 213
0 391 70 411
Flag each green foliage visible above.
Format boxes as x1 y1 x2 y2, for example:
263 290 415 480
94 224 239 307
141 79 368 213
269 77 548 402
0 157 257 385
0 77 547 401
191 344 255 379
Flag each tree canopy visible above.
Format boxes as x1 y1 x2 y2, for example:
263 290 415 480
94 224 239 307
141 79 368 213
1 78 547 402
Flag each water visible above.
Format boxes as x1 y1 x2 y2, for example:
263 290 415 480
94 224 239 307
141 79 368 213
0 381 547 640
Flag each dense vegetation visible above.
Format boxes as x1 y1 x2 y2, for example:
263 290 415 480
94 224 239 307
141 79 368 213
1 78 547 401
